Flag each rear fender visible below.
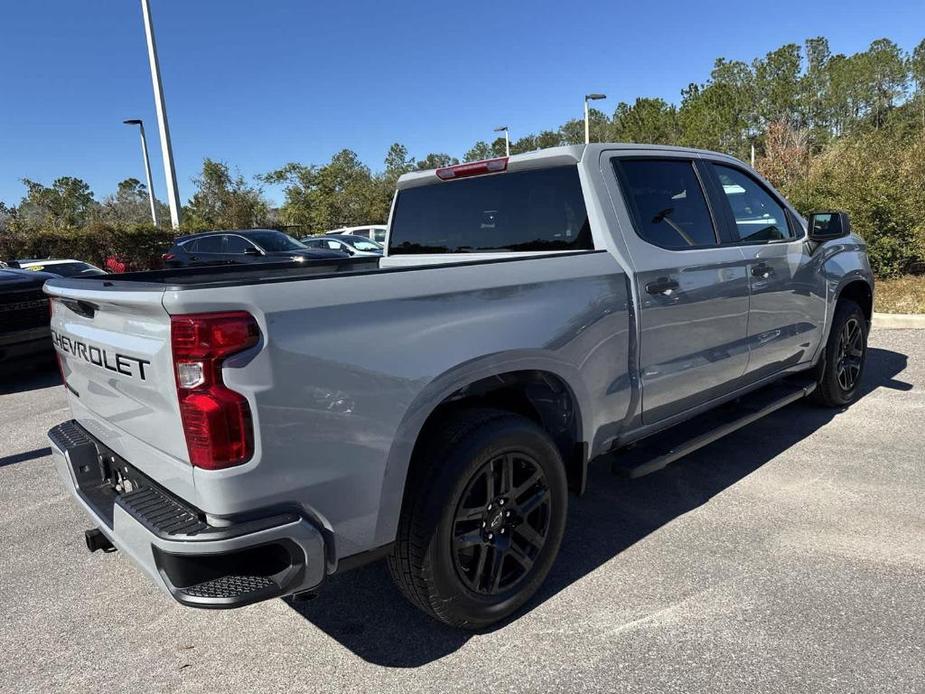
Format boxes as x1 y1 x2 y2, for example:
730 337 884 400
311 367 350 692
372 352 593 547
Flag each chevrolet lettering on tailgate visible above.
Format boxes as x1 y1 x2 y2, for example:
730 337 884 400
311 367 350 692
51 329 151 380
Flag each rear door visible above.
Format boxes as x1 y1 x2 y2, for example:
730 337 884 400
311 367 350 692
608 154 751 424
191 234 225 265
705 162 826 380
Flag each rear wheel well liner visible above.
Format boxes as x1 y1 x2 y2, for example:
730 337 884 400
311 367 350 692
409 370 587 496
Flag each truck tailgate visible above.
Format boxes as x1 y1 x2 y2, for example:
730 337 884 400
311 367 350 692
45 282 194 496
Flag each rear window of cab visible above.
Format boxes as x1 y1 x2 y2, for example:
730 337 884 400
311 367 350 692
388 166 593 254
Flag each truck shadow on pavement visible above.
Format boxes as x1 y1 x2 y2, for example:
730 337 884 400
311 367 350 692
292 346 908 667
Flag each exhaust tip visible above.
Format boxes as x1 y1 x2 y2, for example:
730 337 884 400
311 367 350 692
84 528 115 553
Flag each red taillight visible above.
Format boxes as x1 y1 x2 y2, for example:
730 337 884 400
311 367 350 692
170 312 260 470
435 157 508 180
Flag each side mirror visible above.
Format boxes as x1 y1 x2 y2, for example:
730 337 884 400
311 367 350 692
808 211 851 242
243 247 262 256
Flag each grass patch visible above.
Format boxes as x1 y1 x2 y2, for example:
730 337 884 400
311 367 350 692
875 275 925 314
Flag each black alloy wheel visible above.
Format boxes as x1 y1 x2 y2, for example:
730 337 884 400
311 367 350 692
834 316 864 391
451 452 551 596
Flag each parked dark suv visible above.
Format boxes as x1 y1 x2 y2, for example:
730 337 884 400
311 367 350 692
162 229 347 268
0 266 56 368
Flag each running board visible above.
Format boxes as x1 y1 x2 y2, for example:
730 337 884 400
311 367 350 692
611 379 817 480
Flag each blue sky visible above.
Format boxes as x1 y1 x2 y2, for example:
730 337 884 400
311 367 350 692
1 0 923 207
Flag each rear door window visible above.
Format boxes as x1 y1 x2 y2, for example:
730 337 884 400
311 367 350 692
389 166 593 254
194 235 224 253
614 159 718 249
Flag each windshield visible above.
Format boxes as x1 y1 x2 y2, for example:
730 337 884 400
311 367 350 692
389 166 592 254
247 231 307 252
353 240 381 251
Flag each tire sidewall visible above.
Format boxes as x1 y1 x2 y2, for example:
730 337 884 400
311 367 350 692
422 417 568 628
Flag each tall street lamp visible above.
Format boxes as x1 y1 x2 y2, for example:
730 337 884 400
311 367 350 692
140 0 181 229
493 126 510 157
584 93 607 144
123 119 158 226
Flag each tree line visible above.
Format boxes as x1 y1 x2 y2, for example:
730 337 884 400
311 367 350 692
1 36 923 276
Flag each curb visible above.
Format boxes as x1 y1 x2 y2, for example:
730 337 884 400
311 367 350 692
872 312 925 329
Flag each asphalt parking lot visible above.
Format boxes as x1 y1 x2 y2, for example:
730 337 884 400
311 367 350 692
1 329 922 694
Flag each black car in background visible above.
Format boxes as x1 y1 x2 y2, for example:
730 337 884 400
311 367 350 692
0 266 56 369
162 229 347 268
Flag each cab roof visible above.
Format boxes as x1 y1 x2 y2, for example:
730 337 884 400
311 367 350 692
395 143 749 190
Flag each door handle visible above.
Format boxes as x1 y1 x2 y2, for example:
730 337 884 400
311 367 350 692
645 277 680 295
751 262 772 279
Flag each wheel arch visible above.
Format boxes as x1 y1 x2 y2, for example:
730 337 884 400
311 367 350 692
837 278 873 323
373 356 593 548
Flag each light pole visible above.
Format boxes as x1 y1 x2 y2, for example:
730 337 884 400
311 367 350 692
140 0 181 229
493 126 510 157
123 119 158 226
584 93 606 144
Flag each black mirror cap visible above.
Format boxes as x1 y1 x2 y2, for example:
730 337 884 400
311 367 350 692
808 211 851 242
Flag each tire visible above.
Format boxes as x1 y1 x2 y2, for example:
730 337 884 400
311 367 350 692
387 408 568 629
811 299 868 407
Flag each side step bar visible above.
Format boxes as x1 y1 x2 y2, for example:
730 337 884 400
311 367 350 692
612 378 817 480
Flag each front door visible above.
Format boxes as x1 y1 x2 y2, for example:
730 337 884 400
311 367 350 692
609 155 751 424
706 163 827 380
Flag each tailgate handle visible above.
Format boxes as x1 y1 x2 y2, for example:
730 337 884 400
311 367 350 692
61 299 99 319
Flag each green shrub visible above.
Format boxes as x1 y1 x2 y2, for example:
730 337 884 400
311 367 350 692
0 224 176 271
785 126 925 278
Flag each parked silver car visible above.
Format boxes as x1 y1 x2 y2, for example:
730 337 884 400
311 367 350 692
301 234 383 256
328 225 387 244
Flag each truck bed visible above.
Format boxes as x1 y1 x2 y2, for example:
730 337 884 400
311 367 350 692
47 256 383 291
45 252 603 293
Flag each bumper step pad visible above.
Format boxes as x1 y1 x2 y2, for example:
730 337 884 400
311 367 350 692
119 485 210 538
183 575 278 600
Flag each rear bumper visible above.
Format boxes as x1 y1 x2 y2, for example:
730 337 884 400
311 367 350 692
48 420 326 608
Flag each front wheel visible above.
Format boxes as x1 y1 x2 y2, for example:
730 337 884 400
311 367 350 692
387 409 568 629
811 299 868 407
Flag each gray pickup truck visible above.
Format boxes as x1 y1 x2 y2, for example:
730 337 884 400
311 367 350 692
46 144 873 628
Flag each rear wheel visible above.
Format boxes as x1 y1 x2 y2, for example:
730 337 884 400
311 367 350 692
811 299 868 407
387 409 568 629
